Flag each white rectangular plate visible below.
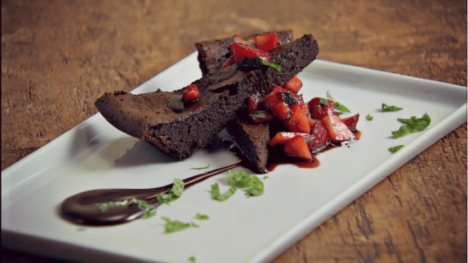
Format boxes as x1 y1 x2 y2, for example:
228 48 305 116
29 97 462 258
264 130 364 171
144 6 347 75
2 52 466 263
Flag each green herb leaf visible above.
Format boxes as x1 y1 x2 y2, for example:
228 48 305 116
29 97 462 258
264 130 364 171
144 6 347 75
263 176 269 180
382 103 403 112
161 217 198 233
195 213 210 220
157 178 185 205
189 256 197 263
282 92 297 105
211 183 237 201
96 198 158 219
260 60 282 71
366 114 373 121
326 91 350 113
392 113 431 138
229 170 264 197
389 145 405 153
191 164 210 170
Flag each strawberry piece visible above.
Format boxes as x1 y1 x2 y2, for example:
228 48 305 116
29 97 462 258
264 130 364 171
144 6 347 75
308 97 334 119
249 110 273 123
230 42 270 63
282 76 303 93
322 114 356 143
269 132 313 147
182 84 199 101
247 94 262 114
308 120 330 152
263 86 291 121
253 33 279 52
269 132 298 146
283 103 310 133
284 136 313 161
296 94 311 117
341 113 360 131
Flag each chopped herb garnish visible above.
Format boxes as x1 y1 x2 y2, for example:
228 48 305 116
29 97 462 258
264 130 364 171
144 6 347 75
366 114 373 121
382 103 403 112
161 217 198 233
282 92 297 105
195 213 209 220
157 178 185 205
95 198 157 219
389 145 405 153
327 91 350 113
191 164 210 170
260 60 282 71
392 113 431 138
229 170 264 197
263 176 269 180
211 183 237 201
189 256 197 263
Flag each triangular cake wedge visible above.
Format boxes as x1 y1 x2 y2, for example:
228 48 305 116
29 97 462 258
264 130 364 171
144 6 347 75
95 34 319 160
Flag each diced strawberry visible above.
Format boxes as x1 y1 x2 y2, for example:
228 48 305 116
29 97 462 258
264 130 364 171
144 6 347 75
249 110 273 123
263 86 291 121
308 97 334 119
341 113 360 131
308 120 330 152
282 76 303 93
284 136 313 161
182 84 199 101
248 94 262 114
229 42 270 63
253 33 279 52
283 103 310 133
269 131 313 147
322 114 356 143
269 132 298 146
296 95 311 117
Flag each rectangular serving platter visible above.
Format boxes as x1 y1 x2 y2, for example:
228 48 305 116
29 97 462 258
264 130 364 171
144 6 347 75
2 52 467 263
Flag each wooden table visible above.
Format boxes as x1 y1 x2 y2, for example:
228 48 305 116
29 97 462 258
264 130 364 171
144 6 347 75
2 0 466 262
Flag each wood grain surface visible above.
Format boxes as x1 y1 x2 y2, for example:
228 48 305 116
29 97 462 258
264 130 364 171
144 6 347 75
2 0 466 262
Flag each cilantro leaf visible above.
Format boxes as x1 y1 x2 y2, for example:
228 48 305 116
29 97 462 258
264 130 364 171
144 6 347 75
195 213 209 220
382 103 403 112
211 183 237 201
157 178 185 205
392 113 431 138
260 60 282 71
161 217 198 233
366 114 373 121
96 198 157 219
389 145 404 153
327 91 350 113
229 170 264 197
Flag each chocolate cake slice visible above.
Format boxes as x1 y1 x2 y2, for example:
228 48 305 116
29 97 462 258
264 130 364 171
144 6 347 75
196 30 294 77
95 34 319 160
226 112 270 173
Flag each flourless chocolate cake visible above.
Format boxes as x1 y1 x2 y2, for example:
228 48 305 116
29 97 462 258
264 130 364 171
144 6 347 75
95 34 319 161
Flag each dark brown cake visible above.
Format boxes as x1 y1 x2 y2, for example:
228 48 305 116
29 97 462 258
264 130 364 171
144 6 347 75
196 30 294 77
95 34 319 160
226 113 270 173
